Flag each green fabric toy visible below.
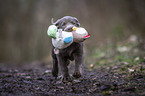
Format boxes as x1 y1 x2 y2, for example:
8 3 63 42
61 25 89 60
47 25 57 39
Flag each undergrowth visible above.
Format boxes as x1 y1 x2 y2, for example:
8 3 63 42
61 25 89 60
87 35 145 75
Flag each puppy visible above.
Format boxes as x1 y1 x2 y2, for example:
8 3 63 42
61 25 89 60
51 16 84 82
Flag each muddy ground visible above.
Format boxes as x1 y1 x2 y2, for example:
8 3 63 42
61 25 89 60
0 62 145 96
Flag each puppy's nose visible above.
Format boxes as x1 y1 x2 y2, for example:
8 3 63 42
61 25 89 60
67 27 73 32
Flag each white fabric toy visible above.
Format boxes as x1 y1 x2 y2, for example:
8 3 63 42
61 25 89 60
52 29 73 49
47 25 90 53
72 27 90 42
47 25 73 49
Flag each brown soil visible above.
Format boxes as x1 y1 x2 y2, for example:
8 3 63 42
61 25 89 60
0 62 145 96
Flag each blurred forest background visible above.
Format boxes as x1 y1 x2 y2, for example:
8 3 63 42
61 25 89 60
0 0 145 63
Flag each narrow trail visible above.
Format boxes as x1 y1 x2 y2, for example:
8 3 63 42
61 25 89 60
0 62 145 96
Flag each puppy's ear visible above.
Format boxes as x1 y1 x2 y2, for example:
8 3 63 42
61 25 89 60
51 18 61 28
51 18 54 24
76 21 80 27
73 17 80 27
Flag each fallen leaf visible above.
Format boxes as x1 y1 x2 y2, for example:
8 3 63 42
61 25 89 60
44 70 51 74
90 64 94 68
128 68 134 72
134 57 139 61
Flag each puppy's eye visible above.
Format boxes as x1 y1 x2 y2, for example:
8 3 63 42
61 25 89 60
71 21 75 25
62 22 66 26
76 23 80 27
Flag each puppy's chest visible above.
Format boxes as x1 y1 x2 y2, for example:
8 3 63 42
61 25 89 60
59 47 75 57
59 43 80 56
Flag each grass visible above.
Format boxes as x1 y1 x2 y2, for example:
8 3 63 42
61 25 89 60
86 35 145 75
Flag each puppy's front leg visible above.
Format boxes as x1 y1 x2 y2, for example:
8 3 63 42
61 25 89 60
73 50 84 78
52 48 58 78
57 55 71 82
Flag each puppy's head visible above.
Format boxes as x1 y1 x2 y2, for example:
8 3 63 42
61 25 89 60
52 16 80 32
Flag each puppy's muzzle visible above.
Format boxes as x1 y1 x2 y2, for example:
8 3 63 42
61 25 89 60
64 25 75 32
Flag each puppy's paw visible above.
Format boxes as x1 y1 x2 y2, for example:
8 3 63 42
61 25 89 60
62 76 72 83
52 69 58 78
73 71 81 78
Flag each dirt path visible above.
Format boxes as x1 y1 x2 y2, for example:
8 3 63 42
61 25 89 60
0 62 145 96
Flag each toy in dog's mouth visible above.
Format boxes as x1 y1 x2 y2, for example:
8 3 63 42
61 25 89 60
72 27 90 39
47 25 90 50
72 27 90 42
84 33 90 39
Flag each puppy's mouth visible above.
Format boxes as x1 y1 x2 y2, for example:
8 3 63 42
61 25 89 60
64 25 75 32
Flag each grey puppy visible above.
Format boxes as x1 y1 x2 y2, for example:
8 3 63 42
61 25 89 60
51 16 84 82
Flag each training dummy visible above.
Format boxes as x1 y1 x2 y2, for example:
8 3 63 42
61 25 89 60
47 25 90 53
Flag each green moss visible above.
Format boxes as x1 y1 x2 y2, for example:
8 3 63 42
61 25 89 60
102 91 111 95
87 37 145 74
